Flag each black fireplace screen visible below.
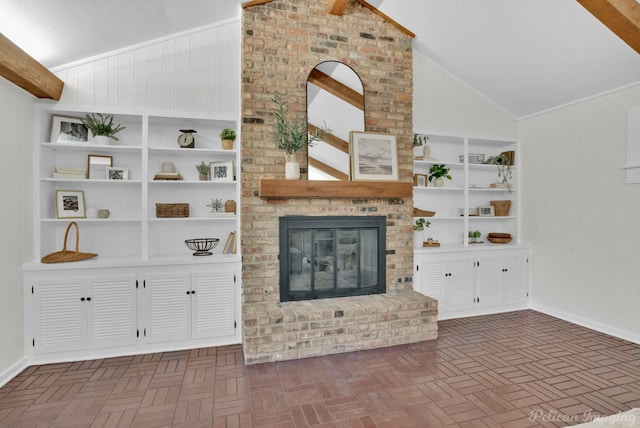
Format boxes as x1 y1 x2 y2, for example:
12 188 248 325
279 216 386 302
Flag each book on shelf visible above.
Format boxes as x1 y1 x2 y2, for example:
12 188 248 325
223 231 237 254
55 166 86 173
53 172 85 179
153 173 183 180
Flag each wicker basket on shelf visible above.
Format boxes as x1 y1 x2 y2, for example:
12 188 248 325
156 203 189 218
490 200 511 217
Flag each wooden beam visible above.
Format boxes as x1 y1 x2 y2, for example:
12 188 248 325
577 0 640 54
259 179 413 198
353 0 415 38
241 0 274 9
308 68 364 110
308 157 350 181
0 34 64 100
309 124 350 153
328 0 350 15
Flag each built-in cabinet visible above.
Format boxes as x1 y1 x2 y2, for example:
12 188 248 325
414 247 529 319
413 132 519 247
413 131 529 318
25 104 242 364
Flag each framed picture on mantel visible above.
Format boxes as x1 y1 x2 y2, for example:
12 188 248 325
350 131 398 181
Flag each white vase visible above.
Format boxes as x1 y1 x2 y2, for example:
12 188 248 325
413 145 424 160
414 230 424 248
285 154 300 180
434 177 444 187
94 135 111 145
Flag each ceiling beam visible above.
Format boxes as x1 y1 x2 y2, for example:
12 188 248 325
328 0 350 15
577 0 640 54
0 34 64 100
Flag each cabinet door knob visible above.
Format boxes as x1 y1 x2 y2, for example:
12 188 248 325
87 297 91 301
191 290 196 295
186 291 191 295
80 297 85 301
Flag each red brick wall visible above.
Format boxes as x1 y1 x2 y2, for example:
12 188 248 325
241 0 414 304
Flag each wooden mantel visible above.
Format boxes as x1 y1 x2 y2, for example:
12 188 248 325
258 179 413 198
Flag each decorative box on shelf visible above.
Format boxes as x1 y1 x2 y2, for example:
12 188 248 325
155 203 189 218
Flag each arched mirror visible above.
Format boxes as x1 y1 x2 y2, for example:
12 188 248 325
307 61 364 180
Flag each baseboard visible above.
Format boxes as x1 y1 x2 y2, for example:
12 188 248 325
531 302 640 345
0 357 28 388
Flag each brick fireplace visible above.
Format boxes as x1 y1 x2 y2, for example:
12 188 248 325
240 0 438 364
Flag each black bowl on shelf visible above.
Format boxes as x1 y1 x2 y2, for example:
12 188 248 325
185 238 219 256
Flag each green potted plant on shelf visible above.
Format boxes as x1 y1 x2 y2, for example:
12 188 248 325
428 164 452 187
468 230 482 243
485 153 513 192
413 217 432 248
271 94 329 180
82 113 126 144
220 128 236 150
196 161 210 181
413 133 428 159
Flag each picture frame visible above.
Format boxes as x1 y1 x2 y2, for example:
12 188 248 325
51 116 89 144
478 205 495 217
209 161 234 182
350 131 398 181
106 167 128 180
87 154 113 179
56 190 86 219
413 174 427 187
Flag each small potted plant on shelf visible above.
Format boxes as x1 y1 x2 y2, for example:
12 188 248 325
485 152 513 192
413 218 433 248
413 133 428 159
82 113 126 145
220 128 236 150
468 230 482 243
271 94 329 180
428 164 452 187
196 161 210 180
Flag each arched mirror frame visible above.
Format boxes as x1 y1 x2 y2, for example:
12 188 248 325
306 61 365 181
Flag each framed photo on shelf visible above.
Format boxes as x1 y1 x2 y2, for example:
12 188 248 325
87 154 113 179
478 205 495 217
50 116 89 144
413 174 427 187
106 167 128 180
350 131 398 181
209 161 234 182
55 190 86 219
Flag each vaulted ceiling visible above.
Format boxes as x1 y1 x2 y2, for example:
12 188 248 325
1 0 639 118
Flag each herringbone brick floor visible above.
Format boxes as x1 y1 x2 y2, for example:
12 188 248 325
1 310 639 427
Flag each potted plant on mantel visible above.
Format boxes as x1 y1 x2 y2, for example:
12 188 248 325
271 94 329 179
428 164 452 187
220 128 236 150
82 113 126 145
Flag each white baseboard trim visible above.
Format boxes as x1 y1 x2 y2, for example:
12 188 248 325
0 357 28 389
531 303 640 345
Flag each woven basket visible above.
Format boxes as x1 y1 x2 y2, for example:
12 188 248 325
41 222 98 264
490 200 511 216
156 203 189 218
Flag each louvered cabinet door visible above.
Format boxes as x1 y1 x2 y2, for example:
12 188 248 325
33 279 87 353
191 269 235 339
502 254 529 305
414 257 446 310
446 257 476 313
477 256 504 308
145 273 191 343
87 275 137 348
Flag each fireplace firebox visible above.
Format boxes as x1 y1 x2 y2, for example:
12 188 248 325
279 216 386 302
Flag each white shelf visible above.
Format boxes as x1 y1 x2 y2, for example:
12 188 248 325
32 104 240 265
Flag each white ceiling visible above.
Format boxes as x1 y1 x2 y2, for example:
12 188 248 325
1 0 639 118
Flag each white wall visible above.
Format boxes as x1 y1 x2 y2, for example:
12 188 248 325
53 20 240 117
0 77 34 384
413 54 517 138
520 85 640 342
